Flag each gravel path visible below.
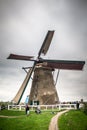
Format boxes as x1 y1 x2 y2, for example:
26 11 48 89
49 110 69 130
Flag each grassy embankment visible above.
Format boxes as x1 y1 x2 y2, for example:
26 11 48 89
58 110 87 130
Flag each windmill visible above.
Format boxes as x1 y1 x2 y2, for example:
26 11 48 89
7 30 85 105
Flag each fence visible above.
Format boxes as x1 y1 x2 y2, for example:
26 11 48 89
8 103 77 111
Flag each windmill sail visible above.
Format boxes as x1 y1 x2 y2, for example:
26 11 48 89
7 54 34 61
39 59 85 70
38 30 54 57
12 65 35 104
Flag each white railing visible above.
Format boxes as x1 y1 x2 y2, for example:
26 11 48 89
58 103 77 110
8 104 77 111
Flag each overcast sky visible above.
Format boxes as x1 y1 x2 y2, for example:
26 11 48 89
0 0 87 103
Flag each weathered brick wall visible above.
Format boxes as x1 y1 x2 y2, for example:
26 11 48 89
29 67 59 105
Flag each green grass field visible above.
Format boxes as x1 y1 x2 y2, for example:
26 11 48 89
0 109 87 130
58 110 87 130
0 109 55 130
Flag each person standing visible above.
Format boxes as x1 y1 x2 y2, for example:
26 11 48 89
25 95 29 104
76 101 79 109
25 105 30 116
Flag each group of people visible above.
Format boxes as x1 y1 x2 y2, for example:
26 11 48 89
25 104 41 116
25 95 41 116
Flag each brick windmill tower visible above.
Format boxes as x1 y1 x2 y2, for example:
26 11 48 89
7 31 85 105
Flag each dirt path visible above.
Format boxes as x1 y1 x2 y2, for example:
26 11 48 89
49 110 69 130
0 115 25 118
